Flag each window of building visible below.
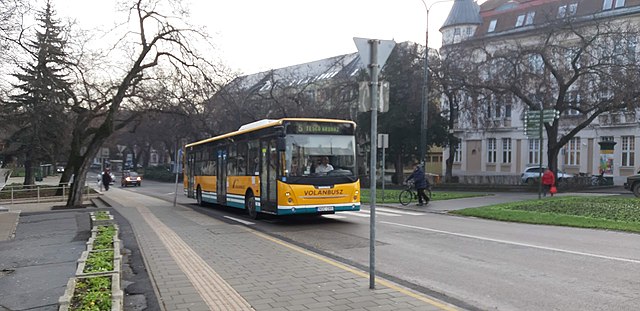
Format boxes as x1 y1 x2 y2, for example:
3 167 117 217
528 139 540 165
515 15 525 27
453 141 462 163
603 0 625 10
601 136 614 142
525 11 535 25
565 91 581 116
559 4 578 17
622 136 635 167
502 138 512 163
558 5 567 18
487 138 497 163
454 28 461 36
488 20 497 32
563 137 581 165
568 3 578 15
505 104 512 118
466 27 473 36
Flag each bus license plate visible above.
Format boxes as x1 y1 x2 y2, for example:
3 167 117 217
318 206 334 212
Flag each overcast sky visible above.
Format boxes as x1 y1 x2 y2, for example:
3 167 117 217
53 0 485 75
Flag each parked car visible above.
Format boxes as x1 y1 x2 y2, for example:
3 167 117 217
121 171 142 187
56 166 64 173
521 166 573 185
624 170 640 197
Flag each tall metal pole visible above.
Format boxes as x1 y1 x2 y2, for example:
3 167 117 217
420 7 430 166
368 39 380 290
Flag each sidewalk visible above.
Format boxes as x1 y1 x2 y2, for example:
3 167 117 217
0 187 463 311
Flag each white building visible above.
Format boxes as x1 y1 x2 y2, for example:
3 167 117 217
440 0 640 185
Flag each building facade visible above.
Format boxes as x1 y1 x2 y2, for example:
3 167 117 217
440 0 640 185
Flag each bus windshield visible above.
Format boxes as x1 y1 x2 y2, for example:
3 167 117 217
285 134 355 177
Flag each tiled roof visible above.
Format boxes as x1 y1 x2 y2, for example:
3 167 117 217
441 0 483 29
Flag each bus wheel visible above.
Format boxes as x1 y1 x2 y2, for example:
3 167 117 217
245 194 259 220
196 186 204 206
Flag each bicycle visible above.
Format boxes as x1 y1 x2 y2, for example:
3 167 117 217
399 181 432 206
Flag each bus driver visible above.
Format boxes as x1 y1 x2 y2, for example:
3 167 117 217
316 156 334 175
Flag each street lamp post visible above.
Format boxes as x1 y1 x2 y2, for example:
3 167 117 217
419 0 451 166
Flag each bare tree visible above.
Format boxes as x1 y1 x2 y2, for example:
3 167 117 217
61 0 225 207
452 19 640 174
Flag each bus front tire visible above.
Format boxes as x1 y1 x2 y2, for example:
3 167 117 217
245 194 259 220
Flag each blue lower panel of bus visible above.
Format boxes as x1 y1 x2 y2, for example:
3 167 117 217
277 203 360 215
201 191 262 211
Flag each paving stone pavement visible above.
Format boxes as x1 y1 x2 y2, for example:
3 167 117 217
104 188 461 311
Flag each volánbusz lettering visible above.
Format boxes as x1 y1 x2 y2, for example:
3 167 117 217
303 189 344 196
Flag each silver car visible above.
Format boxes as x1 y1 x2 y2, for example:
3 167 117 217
521 167 573 185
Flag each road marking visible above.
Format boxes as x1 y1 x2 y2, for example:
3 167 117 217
374 206 426 215
250 229 459 311
136 205 254 310
381 221 640 264
341 211 370 218
359 210 401 216
223 216 255 225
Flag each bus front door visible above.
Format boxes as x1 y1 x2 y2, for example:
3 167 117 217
217 149 227 205
187 152 195 198
260 139 277 213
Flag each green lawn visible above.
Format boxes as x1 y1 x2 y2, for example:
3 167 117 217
451 196 640 233
360 188 487 204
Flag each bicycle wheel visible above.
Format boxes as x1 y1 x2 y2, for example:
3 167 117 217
399 190 413 206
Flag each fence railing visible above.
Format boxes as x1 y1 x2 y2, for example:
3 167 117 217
0 183 97 205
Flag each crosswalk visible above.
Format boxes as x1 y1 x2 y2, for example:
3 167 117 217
323 206 425 219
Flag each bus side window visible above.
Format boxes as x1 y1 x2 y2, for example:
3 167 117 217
237 142 247 175
248 140 259 176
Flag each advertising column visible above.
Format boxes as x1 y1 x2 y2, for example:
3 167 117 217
598 141 616 185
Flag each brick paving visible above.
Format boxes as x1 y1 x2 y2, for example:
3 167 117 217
105 189 461 311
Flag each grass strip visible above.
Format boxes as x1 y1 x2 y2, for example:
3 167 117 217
451 196 640 233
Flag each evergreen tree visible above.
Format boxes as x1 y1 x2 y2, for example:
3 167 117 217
2 0 72 185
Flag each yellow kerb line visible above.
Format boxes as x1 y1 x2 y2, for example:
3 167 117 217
250 230 459 311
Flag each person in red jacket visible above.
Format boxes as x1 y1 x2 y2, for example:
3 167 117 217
541 168 555 197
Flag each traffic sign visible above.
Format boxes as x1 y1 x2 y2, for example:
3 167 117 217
354 37 396 70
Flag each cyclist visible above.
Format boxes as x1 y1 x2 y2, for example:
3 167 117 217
405 162 430 206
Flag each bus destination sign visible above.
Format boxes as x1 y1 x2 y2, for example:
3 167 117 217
287 122 354 135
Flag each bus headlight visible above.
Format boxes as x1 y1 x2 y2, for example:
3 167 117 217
288 198 293 204
285 192 291 197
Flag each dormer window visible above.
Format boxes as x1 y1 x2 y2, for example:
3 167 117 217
559 3 578 18
488 19 497 32
603 0 625 10
515 14 525 27
525 12 535 25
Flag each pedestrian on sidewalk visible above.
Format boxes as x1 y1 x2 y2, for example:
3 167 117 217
405 162 430 206
102 168 112 191
542 168 555 197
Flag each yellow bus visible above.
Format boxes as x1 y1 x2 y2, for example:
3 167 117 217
184 118 360 219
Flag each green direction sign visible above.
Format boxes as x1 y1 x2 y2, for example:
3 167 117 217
526 109 559 123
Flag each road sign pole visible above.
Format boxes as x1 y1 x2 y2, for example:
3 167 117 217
368 39 379 290
538 110 544 199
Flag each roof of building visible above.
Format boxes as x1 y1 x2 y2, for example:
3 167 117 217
227 53 363 93
441 0 483 30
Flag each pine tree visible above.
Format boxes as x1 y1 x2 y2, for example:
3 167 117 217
3 0 72 185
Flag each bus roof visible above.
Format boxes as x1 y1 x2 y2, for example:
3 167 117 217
185 118 356 148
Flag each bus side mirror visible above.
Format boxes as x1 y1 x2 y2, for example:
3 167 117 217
276 138 286 151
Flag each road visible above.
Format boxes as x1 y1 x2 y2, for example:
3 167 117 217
123 179 640 311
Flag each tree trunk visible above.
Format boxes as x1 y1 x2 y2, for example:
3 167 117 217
393 153 403 185
23 155 35 186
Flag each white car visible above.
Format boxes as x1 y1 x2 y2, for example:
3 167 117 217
521 167 573 185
